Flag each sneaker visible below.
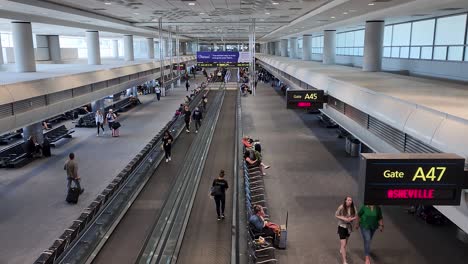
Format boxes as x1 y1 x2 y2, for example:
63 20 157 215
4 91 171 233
97 134 99 137
186 129 190 133
195 130 198 133
264 165 270 169
217 217 221 221
168 157 171 161
166 159 168 162
262 173 267 176
221 214 225 219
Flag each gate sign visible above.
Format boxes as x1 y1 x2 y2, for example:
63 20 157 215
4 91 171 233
196 52 250 67
359 153 465 205
286 89 325 110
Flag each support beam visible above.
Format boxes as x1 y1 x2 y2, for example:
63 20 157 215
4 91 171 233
323 30 336 65
146 38 154 59
0 34 3 64
86 30 101 65
23 122 43 145
363 20 385 72
289 37 297 59
124 35 134 61
280 39 288 57
48 35 61 62
302 35 312 61
12 21 36 72
112 39 119 58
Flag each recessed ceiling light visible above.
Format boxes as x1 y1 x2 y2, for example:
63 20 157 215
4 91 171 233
199 12 205 14
343 12 348 14
330 16 335 19
265 12 270 15
104 2 111 5
368 3 375 6
272 2 279 5
134 13 139 15
188 2 196 6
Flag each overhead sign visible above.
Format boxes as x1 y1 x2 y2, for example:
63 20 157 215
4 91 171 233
196 51 250 67
359 153 465 206
286 89 325 110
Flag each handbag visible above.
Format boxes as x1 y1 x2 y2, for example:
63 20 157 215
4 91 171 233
112 122 121 129
210 185 222 196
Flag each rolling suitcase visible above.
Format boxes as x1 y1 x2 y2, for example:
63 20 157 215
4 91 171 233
66 187 80 204
275 211 288 249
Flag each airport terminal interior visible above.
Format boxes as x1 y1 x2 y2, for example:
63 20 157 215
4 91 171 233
1 0 468 264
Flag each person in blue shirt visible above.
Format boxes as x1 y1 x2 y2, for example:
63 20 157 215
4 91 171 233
249 205 279 239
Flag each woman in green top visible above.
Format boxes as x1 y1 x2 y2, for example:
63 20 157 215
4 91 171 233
357 205 384 264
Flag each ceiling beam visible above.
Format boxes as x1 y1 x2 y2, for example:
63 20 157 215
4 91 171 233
134 22 287 27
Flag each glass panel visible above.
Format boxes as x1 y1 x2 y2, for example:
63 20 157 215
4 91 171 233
400 46 410 58
433 46 447 60
410 47 421 59
465 49 468 61
411 19 435 46
435 14 467 45
354 30 365 47
383 47 391 57
337 33 345 47
320 36 324 48
358 48 364 56
392 23 411 46
391 47 400 58
345 31 354 47
383 26 393 46
421 46 433 59
447 46 463 61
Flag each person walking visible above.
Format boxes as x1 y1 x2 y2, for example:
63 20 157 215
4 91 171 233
357 205 384 264
335 196 357 264
162 130 173 162
185 80 190 91
106 109 117 137
201 93 208 112
211 170 229 220
64 152 84 194
192 107 203 133
95 110 105 136
155 86 161 101
184 105 191 133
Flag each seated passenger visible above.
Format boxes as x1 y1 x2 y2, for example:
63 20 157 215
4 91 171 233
42 121 51 130
249 205 280 239
244 150 270 176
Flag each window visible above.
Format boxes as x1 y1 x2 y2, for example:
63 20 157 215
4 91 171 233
0 32 13 47
411 19 435 46
336 29 364 56
435 14 467 45
311 35 323 54
383 13 468 61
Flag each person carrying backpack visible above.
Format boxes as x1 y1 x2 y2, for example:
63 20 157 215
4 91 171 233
192 107 203 133
211 170 229 220
155 86 161 101
184 105 191 133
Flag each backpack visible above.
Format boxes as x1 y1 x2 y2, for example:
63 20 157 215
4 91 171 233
254 150 262 161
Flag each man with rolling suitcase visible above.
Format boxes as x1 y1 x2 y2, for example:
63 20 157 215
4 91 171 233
64 152 84 204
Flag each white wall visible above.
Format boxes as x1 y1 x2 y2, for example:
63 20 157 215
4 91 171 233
60 48 79 60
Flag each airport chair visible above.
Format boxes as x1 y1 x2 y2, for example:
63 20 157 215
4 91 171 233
247 242 278 264
248 234 276 258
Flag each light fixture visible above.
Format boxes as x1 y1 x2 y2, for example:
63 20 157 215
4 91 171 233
188 2 196 6
330 16 335 19
104 2 111 5
199 12 205 14
265 12 270 15
368 3 375 6
134 13 139 15
272 2 279 5
343 12 348 14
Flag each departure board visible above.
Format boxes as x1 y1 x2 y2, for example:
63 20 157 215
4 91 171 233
286 90 325 110
359 153 465 205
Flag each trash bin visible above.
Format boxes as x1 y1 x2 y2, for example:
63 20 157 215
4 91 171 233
350 138 361 157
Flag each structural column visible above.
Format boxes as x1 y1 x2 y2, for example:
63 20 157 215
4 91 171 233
23 123 43 145
280 39 288 57
146 38 154 59
323 30 336 65
48 35 61 62
112 39 119 58
124 35 134 61
363 20 385 72
86 30 101 65
302 35 312 61
289 37 297 59
275 41 281 56
91 98 105 113
0 34 3 64
12 21 36 72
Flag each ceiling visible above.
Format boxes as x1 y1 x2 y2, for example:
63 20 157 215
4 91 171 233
0 0 467 42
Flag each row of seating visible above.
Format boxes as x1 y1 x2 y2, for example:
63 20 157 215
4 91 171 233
242 145 278 263
0 125 74 169
0 130 23 145
34 89 205 264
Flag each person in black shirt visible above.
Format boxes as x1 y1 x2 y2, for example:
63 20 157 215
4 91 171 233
162 130 173 162
192 107 203 133
212 170 229 220
184 105 191 133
